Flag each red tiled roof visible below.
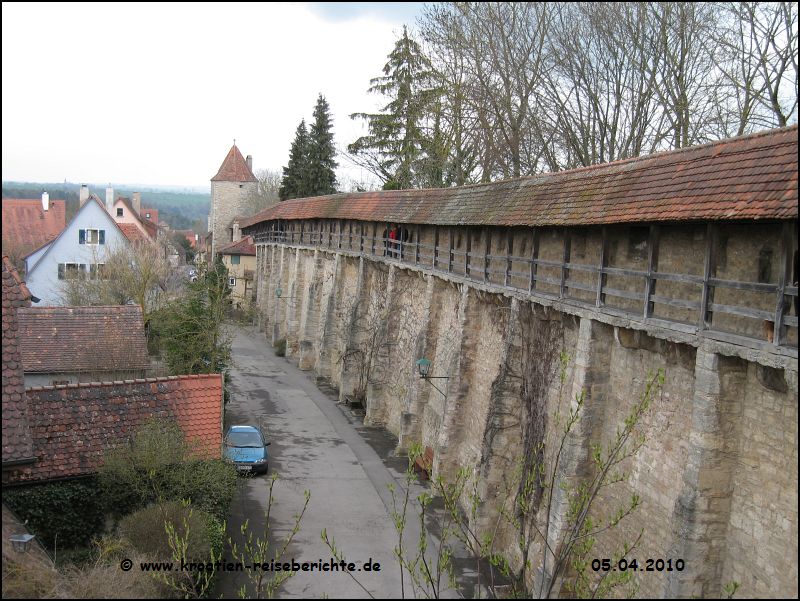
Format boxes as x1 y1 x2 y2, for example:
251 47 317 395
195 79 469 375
173 230 198 248
12 374 223 482
118 222 151 244
241 126 798 229
142 208 159 226
211 145 257 182
218 236 256 256
2 199 66 256
18 305 150 374
2 256 34 466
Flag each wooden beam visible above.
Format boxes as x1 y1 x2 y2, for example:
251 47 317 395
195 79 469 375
448 227 454 273
415 224 421 265
643 225 660 318
465 228 472 277
560 229 571 298
773 222 793 346
371 222 377 255
484 228 491 283
596 226 608 307
529 228 539 292
699 223 719 330
433 226 439 269
505 229 513 287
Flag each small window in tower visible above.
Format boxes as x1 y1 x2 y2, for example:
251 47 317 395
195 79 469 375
117 208 123 217
239 184 244 189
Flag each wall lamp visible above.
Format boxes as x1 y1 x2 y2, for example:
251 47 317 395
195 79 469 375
10 534 36 553
416 357 449 398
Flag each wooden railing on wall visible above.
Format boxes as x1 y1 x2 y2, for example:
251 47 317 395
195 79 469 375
249 221 798 354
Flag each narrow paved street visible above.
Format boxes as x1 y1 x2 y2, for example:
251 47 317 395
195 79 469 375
216 325 410 599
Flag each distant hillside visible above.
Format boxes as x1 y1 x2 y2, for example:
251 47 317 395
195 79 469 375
1 182 210 231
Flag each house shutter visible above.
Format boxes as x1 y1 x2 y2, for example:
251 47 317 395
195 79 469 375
58 263 65 279
79 229 86 244
99 230 105 245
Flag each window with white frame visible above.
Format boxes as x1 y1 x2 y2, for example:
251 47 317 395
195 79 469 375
58 263 87 279
79 228 105 245
228 277 236 287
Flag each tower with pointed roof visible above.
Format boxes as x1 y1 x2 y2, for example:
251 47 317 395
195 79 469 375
209 144 258 258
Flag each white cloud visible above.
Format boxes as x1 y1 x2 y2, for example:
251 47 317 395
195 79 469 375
1 2 420 188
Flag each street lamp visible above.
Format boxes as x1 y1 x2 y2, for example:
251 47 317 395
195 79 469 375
415 356 449 398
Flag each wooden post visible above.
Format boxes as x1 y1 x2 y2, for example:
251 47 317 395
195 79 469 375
484 228 491 283
529 228 539 292
773 222 793 346
465 228 472 277
643 225 660 318
596 226 608 307
560 229 571 298
433 226 439 269
338 220 343 250
699 223 719 330
415 224 421 265
448 227 454 273
504 229 513 287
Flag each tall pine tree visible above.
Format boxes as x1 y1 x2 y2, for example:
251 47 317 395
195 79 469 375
279 120 309 200
306 94 338 196
348 26 440 189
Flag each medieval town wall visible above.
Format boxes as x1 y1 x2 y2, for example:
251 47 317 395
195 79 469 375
250 225 797 598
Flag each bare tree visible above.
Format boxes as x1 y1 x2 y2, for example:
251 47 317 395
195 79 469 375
59 240 171 326
243 168 282 217
713 2 798 135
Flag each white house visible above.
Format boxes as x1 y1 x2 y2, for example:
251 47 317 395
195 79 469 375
25 196 131 306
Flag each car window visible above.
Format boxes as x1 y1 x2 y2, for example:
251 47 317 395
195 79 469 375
227 430 263 447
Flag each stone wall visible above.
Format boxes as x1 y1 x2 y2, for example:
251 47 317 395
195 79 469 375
252 242 798 599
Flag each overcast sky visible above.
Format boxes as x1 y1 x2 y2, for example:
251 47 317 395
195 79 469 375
2 2 425 189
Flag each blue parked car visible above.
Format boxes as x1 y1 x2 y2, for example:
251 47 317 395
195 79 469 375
224 425 270 474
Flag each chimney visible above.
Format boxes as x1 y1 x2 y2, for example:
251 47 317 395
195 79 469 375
105 186 114 213
41 191 49 212
79 184 89 207
246 155 253 172
232 221 241 242
132 192 142 216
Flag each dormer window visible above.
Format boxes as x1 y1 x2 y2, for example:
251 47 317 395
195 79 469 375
117 208 123 217
146 212 151 219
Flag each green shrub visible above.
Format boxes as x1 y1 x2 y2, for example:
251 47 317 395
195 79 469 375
118 501 222 562
274 338 287 357
4 477 108 551
100 419 238 523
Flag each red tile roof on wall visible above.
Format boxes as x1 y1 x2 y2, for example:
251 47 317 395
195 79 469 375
2 256 34 466
18 305 150 374
11 374 223 483
211 145 258 182
241 126 798 230
2 199 67 255
217 236 256 256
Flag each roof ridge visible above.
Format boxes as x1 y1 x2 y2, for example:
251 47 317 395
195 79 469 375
26 373 223 391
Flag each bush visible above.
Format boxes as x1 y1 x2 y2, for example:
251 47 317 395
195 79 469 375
274 338 287 357
118 501 222 562
4 477 109 552
100 419 239 523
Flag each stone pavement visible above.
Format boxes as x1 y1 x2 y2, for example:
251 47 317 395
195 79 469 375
214 324 486 599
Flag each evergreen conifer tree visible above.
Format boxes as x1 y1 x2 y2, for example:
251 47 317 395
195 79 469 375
306 94 338 196
348 26 440 189
279 120 309 201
